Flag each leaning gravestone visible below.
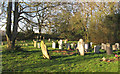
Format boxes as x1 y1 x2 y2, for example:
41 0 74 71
58 40 62 49
85 43 88 52
106 43 112 55
41 41 50 59
94 45 100 53
115 43 119 50
52 41 56 49
77 39 85 56
37 43 40 48
112 45 117 50
34 41 37 48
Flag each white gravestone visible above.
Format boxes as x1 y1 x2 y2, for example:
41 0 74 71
70 43 74 48
48 38 50 42
58 40 62 49
64 39 67 44
101 43 105 49
112 45 117 50
77 39 85 56
94 45 100 53
90 42 92 48
52 41 56 49
85 44 88 52
37 43 40 48
115 43 119 50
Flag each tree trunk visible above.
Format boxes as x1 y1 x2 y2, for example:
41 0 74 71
6 1 12 49
12 1 18 48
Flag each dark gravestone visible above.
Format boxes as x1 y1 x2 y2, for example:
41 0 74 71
106 43 113 55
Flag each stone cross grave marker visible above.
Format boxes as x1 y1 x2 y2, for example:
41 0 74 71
77 39 85 56
94 45 100 53
52 41 56 49
41 41 50 59
106 43 112 55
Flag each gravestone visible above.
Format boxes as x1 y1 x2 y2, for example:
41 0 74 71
85 43 88 52
34 41 37 47
66 43 71 49
115 43 119 50
41 41 50 59
52 41 56 49
90 42 92 48
101 43 105 49
106 43 112 55
102 43 106 50
112 45 117 50
48 38 50 42
70 43 74 48
77 39 85 56
64 39 67 44
74 44 77 49
94 45 100 53
58 40 62 49
37 43 40 48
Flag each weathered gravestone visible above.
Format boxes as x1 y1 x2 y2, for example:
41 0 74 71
77 39 85 56
90 42 92 48
101 43 107 50
112 45 117 50
85 43 88 52
58 40 62 49
48 38 50 42
115 43 119 50
94 45 100 53
101 43 105 49
34 41 37 47
70 43 74 48
106 43 112 55
66 43 71 50
37 43 40 48
64 39 67 44
52 41 56 49
41 41 50 59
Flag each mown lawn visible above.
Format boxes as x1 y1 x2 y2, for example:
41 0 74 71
0 40 119 72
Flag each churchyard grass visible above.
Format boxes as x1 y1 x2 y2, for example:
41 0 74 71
1 40 119 72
